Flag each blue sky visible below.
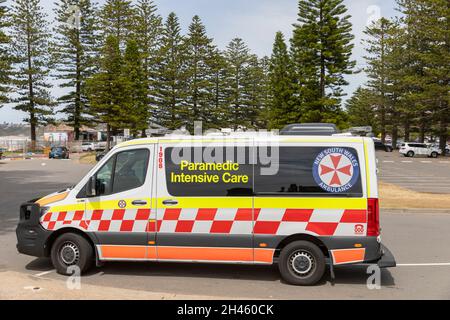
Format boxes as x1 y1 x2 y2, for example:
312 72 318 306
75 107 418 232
1 0 399 123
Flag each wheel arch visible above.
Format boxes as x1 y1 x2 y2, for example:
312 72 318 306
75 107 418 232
44 228 97 257
274 233 329 261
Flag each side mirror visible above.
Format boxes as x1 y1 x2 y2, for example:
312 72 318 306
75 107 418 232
86 176 97 197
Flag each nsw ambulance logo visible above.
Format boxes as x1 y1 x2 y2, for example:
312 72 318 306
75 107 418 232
312 148 360 193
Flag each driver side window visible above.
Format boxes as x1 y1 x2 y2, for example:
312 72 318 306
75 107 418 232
82 148 149 197
96 156 114 196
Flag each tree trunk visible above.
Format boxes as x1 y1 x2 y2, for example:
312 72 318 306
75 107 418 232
419 117 426 143
404 118 410 142
106 124 111 151
380 104 386 143
75 38 81 141
27 30 36 150
391 112 399 149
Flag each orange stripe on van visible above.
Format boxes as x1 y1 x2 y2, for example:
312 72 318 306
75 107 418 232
254 249 275 264
331 248 365 265
100 245 147 260
36 191 68 206
157 247 254 262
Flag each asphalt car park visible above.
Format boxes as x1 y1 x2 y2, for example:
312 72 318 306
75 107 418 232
1 158 450 299
376 151 450 194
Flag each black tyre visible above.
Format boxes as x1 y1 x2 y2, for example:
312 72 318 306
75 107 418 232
431 152 438 158
407 151 414 157
278 241 326 286
51 233 94 275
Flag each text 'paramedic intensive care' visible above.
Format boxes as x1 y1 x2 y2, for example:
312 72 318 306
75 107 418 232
170 160 249 184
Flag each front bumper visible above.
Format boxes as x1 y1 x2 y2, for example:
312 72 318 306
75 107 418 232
16 202 52 258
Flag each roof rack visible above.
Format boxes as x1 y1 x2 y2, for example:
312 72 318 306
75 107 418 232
280 123 339 136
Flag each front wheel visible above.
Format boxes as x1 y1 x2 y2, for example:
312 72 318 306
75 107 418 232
278 241 326 286
430 152 438 158
51 233 94 275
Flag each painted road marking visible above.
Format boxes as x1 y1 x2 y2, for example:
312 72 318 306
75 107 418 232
382 161 395 163
397 263 450 267
401 161 413 163
33 270 53 277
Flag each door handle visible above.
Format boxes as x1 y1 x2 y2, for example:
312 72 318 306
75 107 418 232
162 199 178 206
132 200 148 206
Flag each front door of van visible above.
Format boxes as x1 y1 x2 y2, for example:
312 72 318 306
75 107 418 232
84 145 156 261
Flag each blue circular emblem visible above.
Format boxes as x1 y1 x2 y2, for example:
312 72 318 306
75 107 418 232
312 148 360 193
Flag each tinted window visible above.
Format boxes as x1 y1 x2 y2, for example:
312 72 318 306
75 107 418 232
78 148 149 198
255 147 362 196
112 149 149 193
165 147 253 197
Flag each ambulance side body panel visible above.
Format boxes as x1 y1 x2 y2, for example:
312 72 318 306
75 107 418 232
17 136 384 267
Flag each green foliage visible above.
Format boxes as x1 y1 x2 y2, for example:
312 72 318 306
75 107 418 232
183 15 216 130
356 0 449 147
86 35 130 132
291 0 355 125
122 38 149 135
154 12 186 130
346 87 379 133
0 0 11 106
223 38 251 129
10 0 54 141
53 0 100 139
132 0 162 126
101 0 135 46
268 32 296 129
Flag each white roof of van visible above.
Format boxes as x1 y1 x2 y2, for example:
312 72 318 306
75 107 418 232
116 135 366 148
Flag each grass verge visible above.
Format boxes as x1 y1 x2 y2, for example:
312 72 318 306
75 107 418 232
379 181 450 209
78 152 96 165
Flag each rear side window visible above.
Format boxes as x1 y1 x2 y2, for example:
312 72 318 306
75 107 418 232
255 147 363 197
165 147 253 197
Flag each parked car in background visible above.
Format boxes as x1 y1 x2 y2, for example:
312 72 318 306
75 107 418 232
49 146 70 159
81 142 96 152
94 141 107 151
399 142 440 158
373 139 393 152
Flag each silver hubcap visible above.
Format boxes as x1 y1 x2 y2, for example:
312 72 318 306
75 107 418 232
60 242 80 265
289 250 315 277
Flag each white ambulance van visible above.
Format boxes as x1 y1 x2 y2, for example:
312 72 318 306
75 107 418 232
16 135 395 285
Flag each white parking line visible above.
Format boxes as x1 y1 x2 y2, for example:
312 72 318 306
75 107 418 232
382 161 395 163
33 270 53 277
397 263 450 267
401 161 413 163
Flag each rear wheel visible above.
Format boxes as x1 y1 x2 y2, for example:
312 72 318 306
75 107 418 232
407 151 414 157
431 152 438 158
51 233 94 275
278 241 325 286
